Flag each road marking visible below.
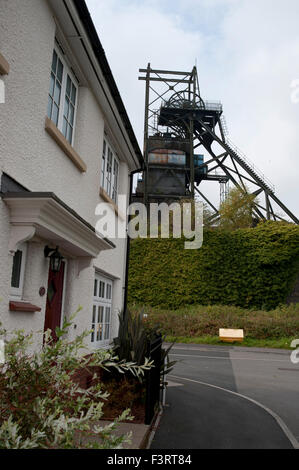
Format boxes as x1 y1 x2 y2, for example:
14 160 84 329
170 353 290 363
169 374 299 450
167 380 184 387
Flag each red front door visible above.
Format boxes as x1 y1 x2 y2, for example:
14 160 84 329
44 262 65 342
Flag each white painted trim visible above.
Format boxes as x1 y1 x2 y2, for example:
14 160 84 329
60 259 68 329
91 273 113 349
94 267 120 281
101 138 119 204
4 196 112 257
8 226 36 254
50 45 79 147
10 243 27 299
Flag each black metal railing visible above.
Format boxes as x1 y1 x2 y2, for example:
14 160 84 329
145 334 163 425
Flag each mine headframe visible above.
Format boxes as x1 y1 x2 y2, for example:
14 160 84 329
136 64 298 224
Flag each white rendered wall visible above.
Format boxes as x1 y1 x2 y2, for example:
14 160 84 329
0 0 131 349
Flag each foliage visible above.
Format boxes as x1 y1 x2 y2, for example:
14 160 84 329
202 203 218 228
128 221 299 310
0 312 153 449
219 186 257 230
113 310 150 366
130 303 299 341
114 310 176 378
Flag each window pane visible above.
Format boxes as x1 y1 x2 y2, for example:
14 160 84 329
64 97 69 119
99 281 105 298
49 73 55 96
47 96 53 119
66 75 71 96
71 85 76 104
98 306 104 323
67 126 73 144
97 323 103 341
112 159 119 202
62 117 67 138
91 305 96 343
101 156 106 188
54 82 61 105
48 50 70 127
52 104 59 126
92 305 96 323
105 324 110 341
106 284 112 300
52 50 57 73
105 307 111 323
94 279 98 297
11 250 23 289
69 104 74 125
57 60 63 83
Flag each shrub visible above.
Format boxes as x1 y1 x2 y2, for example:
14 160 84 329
113 310 176 380
128 221 299 310
0 313 152 449
129 303 299 340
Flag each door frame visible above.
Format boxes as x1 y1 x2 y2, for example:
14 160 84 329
59 259 68 329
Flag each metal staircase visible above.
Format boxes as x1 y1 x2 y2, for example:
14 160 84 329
225 139 275 194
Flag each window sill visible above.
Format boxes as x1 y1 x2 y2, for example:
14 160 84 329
9 301 41 313
0 52 9 75
45 117 87 173
100 187 125 220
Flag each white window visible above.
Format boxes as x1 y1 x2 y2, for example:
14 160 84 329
91 274 113 347
10 243 27 299
47 47 78 146
101 140 119 203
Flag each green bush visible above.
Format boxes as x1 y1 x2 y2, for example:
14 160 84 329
0 313 152 449
131 303 299 340
128 221 299 310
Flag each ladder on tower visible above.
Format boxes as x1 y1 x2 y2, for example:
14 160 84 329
225 138 275 194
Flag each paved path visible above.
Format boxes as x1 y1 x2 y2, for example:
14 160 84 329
151 344 299 449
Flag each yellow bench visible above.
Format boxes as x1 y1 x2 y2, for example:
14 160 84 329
219 329 244 343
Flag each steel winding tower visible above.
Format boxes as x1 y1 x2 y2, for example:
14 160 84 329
136 64 298 224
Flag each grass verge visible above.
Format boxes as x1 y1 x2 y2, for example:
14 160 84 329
130 303 299 350
165 335 296 350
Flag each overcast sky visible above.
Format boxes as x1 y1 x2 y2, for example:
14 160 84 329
86 0 299 216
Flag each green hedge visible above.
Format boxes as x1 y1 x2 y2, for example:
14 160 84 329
128 222 299 310
130 304 299 340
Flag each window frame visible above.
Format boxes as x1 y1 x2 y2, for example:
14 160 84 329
91 273 113 348
10 243 27 299
47 46 79 147
101 139 120 204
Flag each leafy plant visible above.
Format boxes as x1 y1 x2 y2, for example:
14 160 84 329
219 186 258 230
0 311 153 449
128 221 299 310
114 310 176 381
113 310 149 366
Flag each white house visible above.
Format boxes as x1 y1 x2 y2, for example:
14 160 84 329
0 0 143 350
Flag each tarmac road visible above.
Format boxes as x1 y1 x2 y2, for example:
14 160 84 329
151 343 299 449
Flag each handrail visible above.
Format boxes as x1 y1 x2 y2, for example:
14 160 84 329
226 138 275 192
